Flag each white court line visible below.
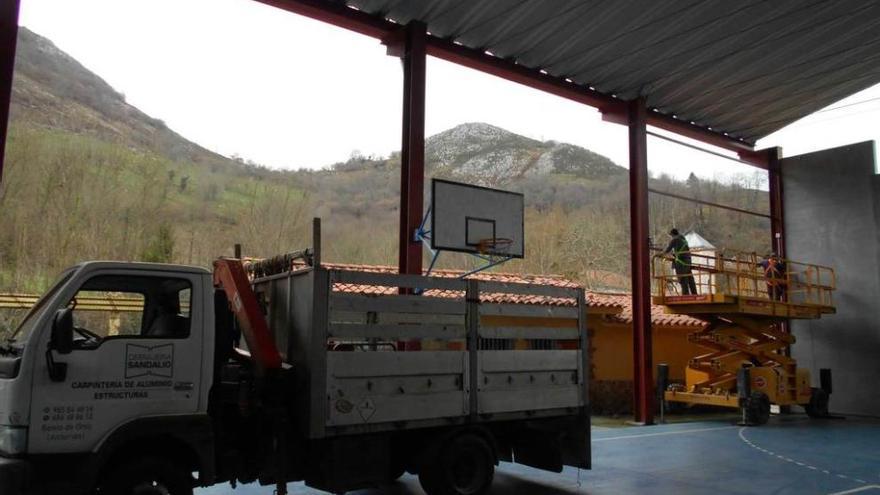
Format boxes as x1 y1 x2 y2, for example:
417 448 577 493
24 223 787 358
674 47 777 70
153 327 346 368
593 426 736 442
739 427 872 493
592 425 736 442
827 485 880 495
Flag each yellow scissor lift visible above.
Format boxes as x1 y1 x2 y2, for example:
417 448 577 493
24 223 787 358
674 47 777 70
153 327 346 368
652 250 836 425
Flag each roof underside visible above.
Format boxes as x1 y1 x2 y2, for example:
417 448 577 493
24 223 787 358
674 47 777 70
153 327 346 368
347 0 880 143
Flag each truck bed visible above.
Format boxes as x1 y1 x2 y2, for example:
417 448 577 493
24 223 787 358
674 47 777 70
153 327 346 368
253 265 589 439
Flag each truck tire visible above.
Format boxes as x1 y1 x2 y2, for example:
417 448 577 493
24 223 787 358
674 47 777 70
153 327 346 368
805 387 830 418
100 456 193 495
419 434 495 495
745 391 771 426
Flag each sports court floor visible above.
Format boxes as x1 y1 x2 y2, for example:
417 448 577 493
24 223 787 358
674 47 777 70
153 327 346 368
200 415 880 495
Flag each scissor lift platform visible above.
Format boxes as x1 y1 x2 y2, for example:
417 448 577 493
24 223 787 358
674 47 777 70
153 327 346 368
655 293 836 319
652 251 836 425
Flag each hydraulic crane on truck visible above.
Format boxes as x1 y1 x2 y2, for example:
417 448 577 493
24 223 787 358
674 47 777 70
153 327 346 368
213 257 292 495
652 250 836 425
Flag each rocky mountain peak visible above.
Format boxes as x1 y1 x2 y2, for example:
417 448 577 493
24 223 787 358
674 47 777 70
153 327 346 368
426 122 624 187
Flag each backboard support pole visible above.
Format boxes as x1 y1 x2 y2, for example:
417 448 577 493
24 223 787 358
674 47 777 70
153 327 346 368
628 97 654 425
396 21 427 278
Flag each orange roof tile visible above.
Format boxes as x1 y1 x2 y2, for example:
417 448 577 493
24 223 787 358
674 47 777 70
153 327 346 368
312 262 706 328
589 292 706 328
322 262 579 307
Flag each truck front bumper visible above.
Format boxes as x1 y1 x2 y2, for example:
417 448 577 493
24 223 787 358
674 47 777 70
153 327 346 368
0 456 31 495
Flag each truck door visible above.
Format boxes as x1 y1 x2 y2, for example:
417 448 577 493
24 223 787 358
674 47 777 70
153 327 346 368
28 269 205 454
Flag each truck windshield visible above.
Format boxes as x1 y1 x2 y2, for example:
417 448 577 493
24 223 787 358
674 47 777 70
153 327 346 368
7 269 75 346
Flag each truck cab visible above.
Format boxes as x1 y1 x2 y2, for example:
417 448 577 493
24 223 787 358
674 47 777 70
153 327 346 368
0 261 217 495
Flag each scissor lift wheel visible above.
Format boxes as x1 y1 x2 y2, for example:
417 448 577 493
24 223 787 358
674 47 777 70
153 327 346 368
745 392 771 426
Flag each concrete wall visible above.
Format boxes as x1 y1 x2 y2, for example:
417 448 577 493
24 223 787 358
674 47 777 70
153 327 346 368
784 141 880 416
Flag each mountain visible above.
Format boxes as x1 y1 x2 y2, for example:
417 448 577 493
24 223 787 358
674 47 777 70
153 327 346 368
427 122 624 186
0 27 771 304
11 27 237 171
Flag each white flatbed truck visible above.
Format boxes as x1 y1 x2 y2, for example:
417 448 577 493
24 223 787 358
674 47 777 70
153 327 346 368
0 231 590 494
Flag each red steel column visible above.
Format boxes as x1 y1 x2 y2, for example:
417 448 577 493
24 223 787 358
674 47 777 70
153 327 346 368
398 21 426 276
0 0 21 183
628 97 654 425
766 147 785 257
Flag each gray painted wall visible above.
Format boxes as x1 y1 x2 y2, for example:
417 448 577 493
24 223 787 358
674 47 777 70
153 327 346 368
784 141 880 416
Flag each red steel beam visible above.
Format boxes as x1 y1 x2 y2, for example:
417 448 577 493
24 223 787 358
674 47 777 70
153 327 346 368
255 0 391 39
397 22 426 277
423 37 624 115
0 0 20 183
647 112 757 156
628 97 654 425
251 0 757 158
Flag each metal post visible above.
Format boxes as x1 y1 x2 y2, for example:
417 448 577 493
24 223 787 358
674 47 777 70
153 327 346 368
397 21 426 277
0 0 21 183
656 363 669 423
628 97 654 425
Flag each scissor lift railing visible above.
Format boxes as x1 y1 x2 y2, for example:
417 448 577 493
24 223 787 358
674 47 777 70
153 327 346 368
651 250 836 425
652 250 835 313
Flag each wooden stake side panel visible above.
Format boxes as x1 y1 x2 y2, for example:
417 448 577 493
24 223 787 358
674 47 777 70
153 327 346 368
317 269 587 434
477 350 582 414
326 351 469 426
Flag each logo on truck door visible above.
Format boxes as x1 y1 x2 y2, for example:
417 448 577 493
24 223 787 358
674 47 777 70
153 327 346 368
125 343 174 379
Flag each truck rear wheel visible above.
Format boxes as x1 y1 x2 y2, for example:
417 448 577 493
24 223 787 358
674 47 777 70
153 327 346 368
419 434 495 495
100 456 193 495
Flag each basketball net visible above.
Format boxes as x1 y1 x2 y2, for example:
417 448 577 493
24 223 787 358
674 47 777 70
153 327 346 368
476 237 513 256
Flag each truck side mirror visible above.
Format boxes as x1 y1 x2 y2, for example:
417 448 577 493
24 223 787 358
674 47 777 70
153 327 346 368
51 308 74 355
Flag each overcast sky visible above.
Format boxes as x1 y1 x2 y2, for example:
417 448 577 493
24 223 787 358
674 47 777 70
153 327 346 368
17 0 880 184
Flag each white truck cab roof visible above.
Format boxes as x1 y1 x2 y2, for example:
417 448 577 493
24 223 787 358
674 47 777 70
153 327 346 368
70 261 211 275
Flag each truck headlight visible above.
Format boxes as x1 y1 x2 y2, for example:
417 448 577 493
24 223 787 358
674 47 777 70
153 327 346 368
0 426 27 455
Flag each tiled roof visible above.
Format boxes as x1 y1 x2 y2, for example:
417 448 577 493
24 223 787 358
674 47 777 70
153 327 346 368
590 292 706 328
314 262 705 328
322 262 579 307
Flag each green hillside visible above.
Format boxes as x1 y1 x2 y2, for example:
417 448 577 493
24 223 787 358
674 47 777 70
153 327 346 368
0 27 771 307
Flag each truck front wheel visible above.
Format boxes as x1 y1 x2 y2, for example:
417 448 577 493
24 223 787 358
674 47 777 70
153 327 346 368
419 434 495 495
100 456 194 495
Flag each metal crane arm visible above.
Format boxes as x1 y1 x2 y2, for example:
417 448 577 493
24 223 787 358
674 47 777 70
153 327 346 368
213 257 282 373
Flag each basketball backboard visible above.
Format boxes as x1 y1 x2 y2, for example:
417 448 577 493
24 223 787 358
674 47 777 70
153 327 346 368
430 179 524 258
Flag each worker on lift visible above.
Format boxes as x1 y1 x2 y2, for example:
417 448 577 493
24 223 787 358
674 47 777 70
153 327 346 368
663 228 697 295
760 252 787 301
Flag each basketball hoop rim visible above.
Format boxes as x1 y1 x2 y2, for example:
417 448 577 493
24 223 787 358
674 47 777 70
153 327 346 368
477 237 514 255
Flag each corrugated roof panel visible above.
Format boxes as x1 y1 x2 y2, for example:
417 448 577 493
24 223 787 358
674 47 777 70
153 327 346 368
347 0 880 143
